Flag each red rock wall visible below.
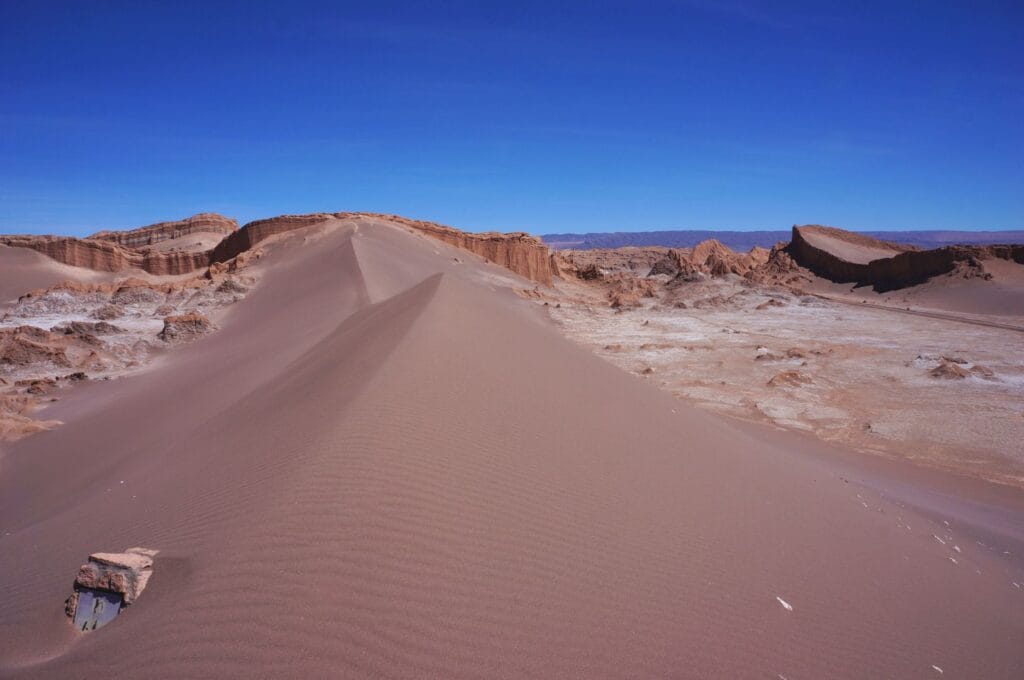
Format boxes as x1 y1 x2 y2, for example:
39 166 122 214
358 213 555 286
0 236 210 276
209 214 336 263
411 224 554 286
89 213 238 248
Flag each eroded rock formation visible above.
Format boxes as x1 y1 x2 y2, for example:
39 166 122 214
0 235 211 275
89 213 238 249
787 225 1024 291
363 214 556 286
158 312 215 342
208 213 335 263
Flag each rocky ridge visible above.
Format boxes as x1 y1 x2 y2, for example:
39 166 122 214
554 241 783 308
3 212 556 285
89 213 238 249
0 235 212 276
788 225 1024 291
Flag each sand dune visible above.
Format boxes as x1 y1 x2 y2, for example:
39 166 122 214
1 217 1023 678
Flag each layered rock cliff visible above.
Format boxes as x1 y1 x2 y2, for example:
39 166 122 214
89 213 238 249
787 225 1024 291
0 235 211 276
208 213 339 263
365 213 556 286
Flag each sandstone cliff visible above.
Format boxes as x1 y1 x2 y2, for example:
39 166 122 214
208 213 336 263
366 213 555 286
787 225 1024 291
0 235 211 276
89 213 238 249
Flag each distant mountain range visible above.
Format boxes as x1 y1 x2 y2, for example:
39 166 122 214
541 229 1024 251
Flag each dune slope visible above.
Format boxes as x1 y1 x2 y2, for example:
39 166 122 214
1 217 1022 679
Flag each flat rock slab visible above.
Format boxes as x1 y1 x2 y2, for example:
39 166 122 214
89 548 155 572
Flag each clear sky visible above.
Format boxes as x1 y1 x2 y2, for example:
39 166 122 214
1 1 1021 236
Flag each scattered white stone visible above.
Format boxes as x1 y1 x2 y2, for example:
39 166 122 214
932 665 944 674
948 557 958 564
776 596 793 611
953 545 961 553
933 535 946 545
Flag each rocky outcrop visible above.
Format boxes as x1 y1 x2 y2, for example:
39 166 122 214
89 213 238 249
158 312 215 342
553 247 667 279
745 243 813 289
558 241 769 282
676 240 768 278
606 275 657 308
1 326 75 368
786 225 1024 292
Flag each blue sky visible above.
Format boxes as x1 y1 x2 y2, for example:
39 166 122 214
1 1 1021 236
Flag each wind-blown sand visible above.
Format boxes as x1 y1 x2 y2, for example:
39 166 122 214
1 217 1022 678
